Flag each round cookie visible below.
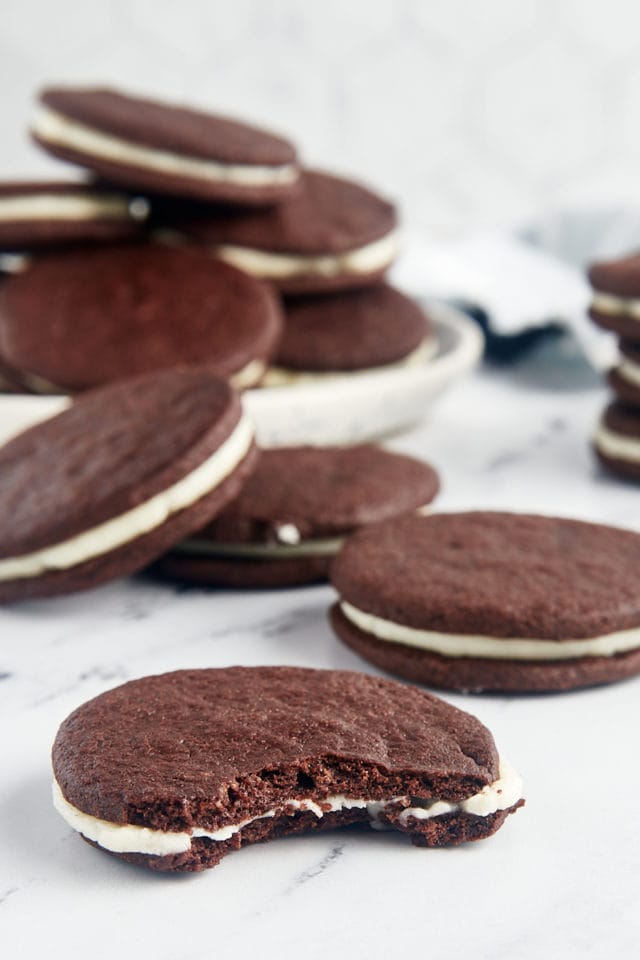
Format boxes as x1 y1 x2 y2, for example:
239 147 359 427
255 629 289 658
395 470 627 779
154 444 440 588
594 401 640 481
31 86 299 205
330 512 640 693
262 285 436 386
167 169 398 294
0 244 282 392
588 252 640 339
0 181 146 251
52 666 523 873
608 341 640 408
0 369 257 603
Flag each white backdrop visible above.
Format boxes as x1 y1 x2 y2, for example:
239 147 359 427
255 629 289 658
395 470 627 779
2 0 640 230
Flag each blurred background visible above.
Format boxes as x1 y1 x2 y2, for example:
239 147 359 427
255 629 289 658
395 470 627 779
3 0 640 233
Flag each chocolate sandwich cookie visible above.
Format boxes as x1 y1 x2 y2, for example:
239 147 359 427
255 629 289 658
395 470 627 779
154 444 439 588
594 401 640 481
0 181 146 251
330 512 640 693
608 341 640 407
52 666 523 873
262 285 436 386
168 169 398 294
0 369 257 603
0 244 282 392
588 252 640 339
32 86 299 205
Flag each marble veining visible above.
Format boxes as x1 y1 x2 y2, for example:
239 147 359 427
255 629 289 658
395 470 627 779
1 356 639 960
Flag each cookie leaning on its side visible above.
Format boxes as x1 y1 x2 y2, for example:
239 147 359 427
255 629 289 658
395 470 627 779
0 369 258 603
330 511 640 693
52 666 524 873
0 244 282 392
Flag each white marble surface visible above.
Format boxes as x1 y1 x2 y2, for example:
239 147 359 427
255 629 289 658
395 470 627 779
1 348 639 960
5 1 640 229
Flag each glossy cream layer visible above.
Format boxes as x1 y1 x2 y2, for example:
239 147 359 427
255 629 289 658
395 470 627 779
340 600 640 660
595 424 640 463
591 292 640 319
32 108 298 187
52 759 521 857
261 336 437 388
0 414 254 581
0 193 133 222
215 230 399 280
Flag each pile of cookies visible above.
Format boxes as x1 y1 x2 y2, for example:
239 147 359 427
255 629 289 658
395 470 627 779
589 251 640 481
0 85 435 394
3 85 640 878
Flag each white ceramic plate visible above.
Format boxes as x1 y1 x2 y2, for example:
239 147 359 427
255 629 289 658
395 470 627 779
0 302 482 448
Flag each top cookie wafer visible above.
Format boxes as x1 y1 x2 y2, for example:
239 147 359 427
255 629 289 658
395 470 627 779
31 86 299 205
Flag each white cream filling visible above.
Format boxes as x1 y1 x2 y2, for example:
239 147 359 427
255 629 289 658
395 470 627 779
616 358 640 388
0 413 254 582
591 292 640 319
595 424 640 464
0 193 135 223
52 759 521 857
173 534 345 560
13 357 265 396
215 230 399 280
32 107 298 188
261 336 437 388
340 600 640 661
173 506 434 562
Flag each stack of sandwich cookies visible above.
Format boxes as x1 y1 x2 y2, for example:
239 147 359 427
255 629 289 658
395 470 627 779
262 285 436 386
154 444 439 588
164 169 399 294
0 369 257 603
330 512 640 693
51 666 524 873
588 252 640 480
0 244 282 392
0 181 147 251
32 87 300 206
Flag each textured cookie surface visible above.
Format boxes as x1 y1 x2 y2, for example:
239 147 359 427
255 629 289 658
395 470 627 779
332 512 640 638
154 445 439 588
33 87 298 204
330 512 640 692
0 244 282 391
178 169 396 252
170 169 397 293
0 369 257 602
0 180 143 250
52 666 522 871
275 286 432 372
